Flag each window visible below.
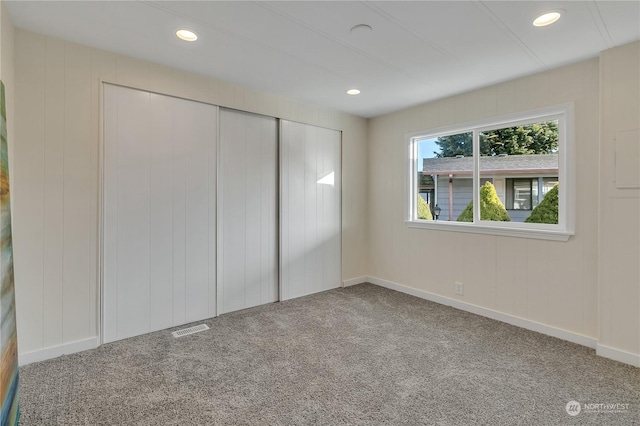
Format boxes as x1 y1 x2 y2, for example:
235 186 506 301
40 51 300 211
506 178 538 210
505 177 558 210
407 104 574 241
513 179 537 210
542 177 558 195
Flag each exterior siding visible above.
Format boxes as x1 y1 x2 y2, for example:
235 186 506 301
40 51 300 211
435 176 549 222
436 176 472 221
435 177 496 221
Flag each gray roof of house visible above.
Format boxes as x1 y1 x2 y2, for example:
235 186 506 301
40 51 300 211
422 153 558 175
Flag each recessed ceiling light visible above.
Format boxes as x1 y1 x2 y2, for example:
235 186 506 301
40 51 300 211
350 24 373 36
533 11 562 27
176 29 198 41
347 89 361 95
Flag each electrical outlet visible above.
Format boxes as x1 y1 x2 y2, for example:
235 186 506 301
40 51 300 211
455 282 464 296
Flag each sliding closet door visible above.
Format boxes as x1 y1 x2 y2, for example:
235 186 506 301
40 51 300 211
280 121 341 300
103 84 217 343
218 109 278 314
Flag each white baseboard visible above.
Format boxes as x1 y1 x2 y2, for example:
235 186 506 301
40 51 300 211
342 276 368 287
18 337 99 366
366 276 598 350
596 344 640 367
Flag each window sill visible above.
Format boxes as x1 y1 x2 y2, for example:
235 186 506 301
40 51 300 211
405 220 573 241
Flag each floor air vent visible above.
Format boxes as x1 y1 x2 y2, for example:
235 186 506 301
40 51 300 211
172 324 210 338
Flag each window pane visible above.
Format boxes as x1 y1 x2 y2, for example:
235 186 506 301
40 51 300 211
513 180 532 210
543 178 558 194
479 120 559 223
419 132 473 221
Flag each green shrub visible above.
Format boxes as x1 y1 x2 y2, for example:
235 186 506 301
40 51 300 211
417 195 433 220
525 184 558 224
457 181 510 222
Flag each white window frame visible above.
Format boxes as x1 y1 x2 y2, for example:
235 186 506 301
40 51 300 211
406 103 575 241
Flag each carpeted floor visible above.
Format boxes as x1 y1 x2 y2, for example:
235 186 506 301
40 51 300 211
18 284 640 425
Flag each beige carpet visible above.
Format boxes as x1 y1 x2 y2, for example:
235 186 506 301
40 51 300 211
18 284 640 425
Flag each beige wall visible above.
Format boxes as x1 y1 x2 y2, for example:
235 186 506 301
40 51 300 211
368 59 601 342
1 1 14 186
598 41 640 361
12 29 368 356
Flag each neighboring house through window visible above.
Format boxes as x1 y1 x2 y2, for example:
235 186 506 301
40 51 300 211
407 104 574 241
422 154 558 222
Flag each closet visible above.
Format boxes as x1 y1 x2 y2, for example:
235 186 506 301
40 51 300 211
102 85 341 343
102 84 217 343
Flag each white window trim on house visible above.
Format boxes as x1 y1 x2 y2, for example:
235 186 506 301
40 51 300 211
405 103 575 242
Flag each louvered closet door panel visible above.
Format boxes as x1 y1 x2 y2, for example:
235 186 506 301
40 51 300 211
280 121 341 300
218 109 278 315
103 84 217 343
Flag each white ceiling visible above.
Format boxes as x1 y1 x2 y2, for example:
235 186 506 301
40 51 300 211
6 1 640 118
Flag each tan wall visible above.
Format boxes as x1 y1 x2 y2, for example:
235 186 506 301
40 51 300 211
1 1 14 187
598 41 640 361
368 59 601 342
12 29 368 355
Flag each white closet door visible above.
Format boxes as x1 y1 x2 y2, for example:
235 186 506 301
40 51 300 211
280 121 341 300
103 84 217 343
218 109 278 314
